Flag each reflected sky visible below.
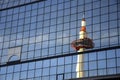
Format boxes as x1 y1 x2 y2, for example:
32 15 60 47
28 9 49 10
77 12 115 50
0 0 120 80
0 0 119 62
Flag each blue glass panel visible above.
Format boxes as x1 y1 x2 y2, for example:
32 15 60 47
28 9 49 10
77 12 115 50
98 60 106 68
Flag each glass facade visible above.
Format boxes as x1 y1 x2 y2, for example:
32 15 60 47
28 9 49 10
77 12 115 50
0 0 120 80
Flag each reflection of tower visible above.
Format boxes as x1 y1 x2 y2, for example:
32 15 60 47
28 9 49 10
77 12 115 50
71 16 94 78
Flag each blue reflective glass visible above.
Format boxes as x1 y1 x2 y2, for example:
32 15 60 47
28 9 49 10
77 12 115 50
98 60 106 68
58 58 64 65
43 68 49 75
101 0 108 7
98 51 106 60
107 68 116 75
89 70 97 76
35 69 42 77
109 5 117 13
28 70 34 78
43 60 50 67
93 1 100 9
89 61 97 70
107 59 116 67
83 62 89 70
20 71 27 79
116 49 120 57
57 66 64 74
85 3 92 10
89 52 97 61
6 74 12 80
98 69 106 76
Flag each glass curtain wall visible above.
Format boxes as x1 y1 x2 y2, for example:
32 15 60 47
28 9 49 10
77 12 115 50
0 0 120 80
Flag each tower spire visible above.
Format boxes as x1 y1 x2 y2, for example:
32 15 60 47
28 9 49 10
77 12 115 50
83 13 85 19
83 0 85 19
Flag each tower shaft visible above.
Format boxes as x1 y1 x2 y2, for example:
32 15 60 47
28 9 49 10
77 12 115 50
76 48 84 78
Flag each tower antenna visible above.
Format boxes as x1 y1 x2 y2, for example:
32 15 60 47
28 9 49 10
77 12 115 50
83 0 85 18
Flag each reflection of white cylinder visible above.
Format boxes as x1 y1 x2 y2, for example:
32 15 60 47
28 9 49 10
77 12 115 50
81 21 86 27
76 48 84 78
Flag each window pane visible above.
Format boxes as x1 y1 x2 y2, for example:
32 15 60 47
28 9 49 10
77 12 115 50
98 51 106 60
98 60 106 68
89 61 97 70
107 59 116 67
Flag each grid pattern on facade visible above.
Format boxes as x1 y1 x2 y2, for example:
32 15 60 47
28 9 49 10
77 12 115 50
0 0 45 10
0 48 120 80
0 0 120 80
0 0 119 63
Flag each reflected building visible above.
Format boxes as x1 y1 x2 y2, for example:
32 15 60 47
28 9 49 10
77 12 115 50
0 0 120 80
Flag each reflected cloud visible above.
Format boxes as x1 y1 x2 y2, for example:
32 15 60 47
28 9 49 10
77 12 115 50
36 36 42 43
